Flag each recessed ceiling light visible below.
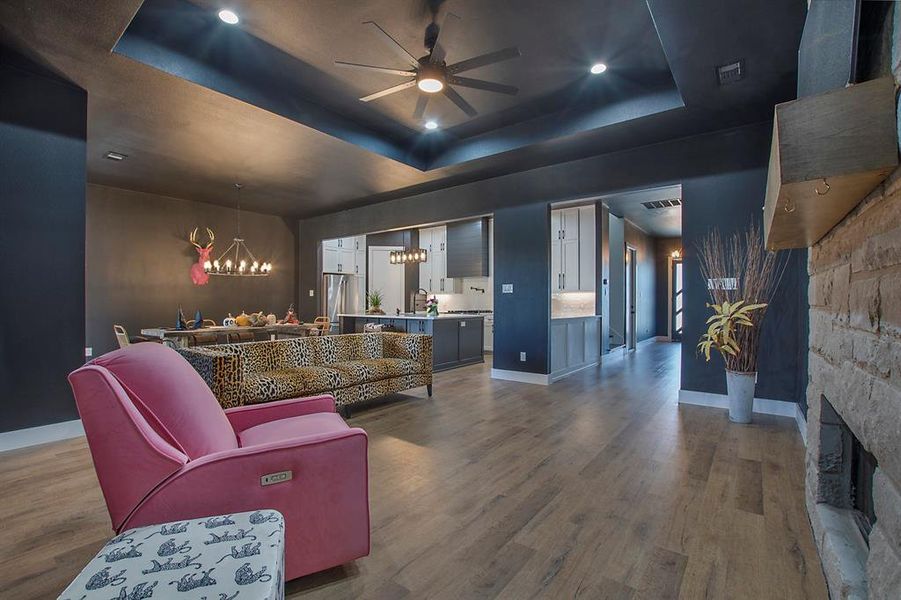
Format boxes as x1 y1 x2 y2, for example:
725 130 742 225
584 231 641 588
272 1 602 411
104 151 128 161
590 62 608 75
424 120 439 131
218 9 239 24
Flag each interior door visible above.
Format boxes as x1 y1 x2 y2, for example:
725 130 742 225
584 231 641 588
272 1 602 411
367 246 405 315
625 247 637 351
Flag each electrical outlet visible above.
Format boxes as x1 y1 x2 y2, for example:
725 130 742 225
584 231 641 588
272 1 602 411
502 283 514 294
519 352 527 362
308 289 315 297
84 347 93 358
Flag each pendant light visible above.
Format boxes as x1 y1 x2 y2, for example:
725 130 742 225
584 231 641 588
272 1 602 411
206 184 272 277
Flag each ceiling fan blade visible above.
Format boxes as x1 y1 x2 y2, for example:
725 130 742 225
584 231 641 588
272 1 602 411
443 86 477 117
413 94 430 120
447 47 521 74
449 76 518 95
429 12 461 65
334 61 416 77
363 21 420 68
360 80 417 102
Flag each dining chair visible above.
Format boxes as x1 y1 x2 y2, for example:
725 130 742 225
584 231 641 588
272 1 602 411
113 324 156 349
310 316 331 336
186 319 220 346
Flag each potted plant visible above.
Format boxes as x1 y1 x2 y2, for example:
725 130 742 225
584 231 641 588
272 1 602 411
425 296 439 317
696 222 787 423
366 289 385 315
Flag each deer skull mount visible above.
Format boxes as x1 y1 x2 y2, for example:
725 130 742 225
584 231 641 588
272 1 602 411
189 227 215 286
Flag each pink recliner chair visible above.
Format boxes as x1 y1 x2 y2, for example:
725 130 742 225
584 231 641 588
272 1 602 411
68 342 370 580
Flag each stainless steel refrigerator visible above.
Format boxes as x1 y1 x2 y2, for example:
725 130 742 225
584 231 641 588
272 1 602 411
321 272 362 333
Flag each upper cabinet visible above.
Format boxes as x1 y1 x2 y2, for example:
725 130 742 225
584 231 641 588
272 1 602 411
764 76 898 250
419 226 461 294
446 218 490 278
322 236 365 275
551 206 595 292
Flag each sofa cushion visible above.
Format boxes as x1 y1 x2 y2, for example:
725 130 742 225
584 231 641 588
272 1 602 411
238 412 350 447
242 366 355 404
331 358 423 381
315 334 383 364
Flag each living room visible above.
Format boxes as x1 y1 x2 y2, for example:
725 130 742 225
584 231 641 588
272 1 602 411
2 1 900 598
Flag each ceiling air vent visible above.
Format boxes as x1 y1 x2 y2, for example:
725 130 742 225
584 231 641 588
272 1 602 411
716 60 745 85
642 198 682 210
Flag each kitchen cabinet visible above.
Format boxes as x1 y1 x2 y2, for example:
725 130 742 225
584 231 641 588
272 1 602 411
339 314 484 371
419 226 461 294
322 236 366 275
551 206 595 292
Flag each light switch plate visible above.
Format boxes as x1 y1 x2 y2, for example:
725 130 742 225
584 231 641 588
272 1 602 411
520 352 527 362
84 347 93 358
308 289 315 297
502 283 514 294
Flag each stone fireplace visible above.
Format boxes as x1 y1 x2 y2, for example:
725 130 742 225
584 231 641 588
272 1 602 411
807 137 901 597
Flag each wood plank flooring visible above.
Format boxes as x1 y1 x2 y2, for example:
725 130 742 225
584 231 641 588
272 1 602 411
0 342 827 599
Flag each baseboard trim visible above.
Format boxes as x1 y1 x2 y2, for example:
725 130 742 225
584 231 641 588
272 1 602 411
550 360 599 383
678 389 798 417
0 419 84 453
795 403 807 447
490 368 550 386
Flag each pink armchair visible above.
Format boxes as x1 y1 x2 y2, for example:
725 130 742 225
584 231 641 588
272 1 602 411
68 342 370 580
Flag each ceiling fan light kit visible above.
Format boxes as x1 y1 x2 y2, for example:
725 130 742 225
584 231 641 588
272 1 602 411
335 13 521 120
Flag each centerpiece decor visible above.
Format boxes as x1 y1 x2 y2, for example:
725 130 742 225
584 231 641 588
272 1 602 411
367 289 385 314
205 184 272 277
696 222 787 423
426 296 439 317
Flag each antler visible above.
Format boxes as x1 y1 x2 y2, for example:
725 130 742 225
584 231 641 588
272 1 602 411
205 227 215 249
189 227 201 248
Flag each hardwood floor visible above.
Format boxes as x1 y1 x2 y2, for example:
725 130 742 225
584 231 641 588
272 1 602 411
0 342 827 599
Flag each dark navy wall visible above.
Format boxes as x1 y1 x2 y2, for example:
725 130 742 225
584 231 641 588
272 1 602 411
0 48 87 432
681 171 807 403
493 204 551 373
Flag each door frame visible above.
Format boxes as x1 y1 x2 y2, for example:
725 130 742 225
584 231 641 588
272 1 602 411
367 246 405 314
668 256 684 342
625 245 638 351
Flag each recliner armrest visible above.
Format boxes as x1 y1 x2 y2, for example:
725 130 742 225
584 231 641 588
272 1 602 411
225 394 336 434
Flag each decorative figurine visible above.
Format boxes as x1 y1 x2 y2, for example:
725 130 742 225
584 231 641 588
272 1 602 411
176 307 188 330
192 309 203 329
278 303 299 325
223 313 237 327
189 227 215 286
235 311 252 327
266 313 277 325
426 296 439 317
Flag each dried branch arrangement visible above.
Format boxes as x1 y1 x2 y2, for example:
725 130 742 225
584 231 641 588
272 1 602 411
696 221 789 373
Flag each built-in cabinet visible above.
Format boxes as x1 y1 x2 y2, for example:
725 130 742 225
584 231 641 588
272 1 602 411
551 205 595 292
550 316 601 381
323 236 366 276
419 226 461 293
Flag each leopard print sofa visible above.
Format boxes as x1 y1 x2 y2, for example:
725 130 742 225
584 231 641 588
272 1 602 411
178 332 432 410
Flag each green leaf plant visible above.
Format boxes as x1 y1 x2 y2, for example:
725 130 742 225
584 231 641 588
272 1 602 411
697 300 768 363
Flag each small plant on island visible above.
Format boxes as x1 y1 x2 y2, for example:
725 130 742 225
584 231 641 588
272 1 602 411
367 289 385 314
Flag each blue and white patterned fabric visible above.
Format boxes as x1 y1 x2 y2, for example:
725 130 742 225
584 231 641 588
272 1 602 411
59 510 285 600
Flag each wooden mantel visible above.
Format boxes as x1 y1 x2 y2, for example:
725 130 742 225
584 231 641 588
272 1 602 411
764 76 898 250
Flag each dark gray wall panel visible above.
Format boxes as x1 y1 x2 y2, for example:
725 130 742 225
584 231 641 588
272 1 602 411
680 170 806 403
493 204 551 374
0 48 86 432
446 218 490 278
86 185 297 356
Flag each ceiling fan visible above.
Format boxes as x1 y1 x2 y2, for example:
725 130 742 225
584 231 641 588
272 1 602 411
335 13 521 119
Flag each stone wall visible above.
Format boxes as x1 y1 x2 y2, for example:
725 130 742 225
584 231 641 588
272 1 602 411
806 133 901 599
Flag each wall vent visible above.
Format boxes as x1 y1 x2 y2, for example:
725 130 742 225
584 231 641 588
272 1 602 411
642 198 682 210
716 60 745 85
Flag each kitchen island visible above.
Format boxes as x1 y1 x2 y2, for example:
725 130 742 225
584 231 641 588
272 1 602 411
339 313 484 372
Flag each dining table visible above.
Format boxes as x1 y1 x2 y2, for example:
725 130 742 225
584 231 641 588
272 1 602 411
140 323 319 348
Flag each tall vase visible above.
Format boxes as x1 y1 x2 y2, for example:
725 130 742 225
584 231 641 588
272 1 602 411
726 370 756 424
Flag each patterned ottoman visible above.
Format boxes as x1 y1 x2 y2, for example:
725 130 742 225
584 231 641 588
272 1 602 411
59 510 285 600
